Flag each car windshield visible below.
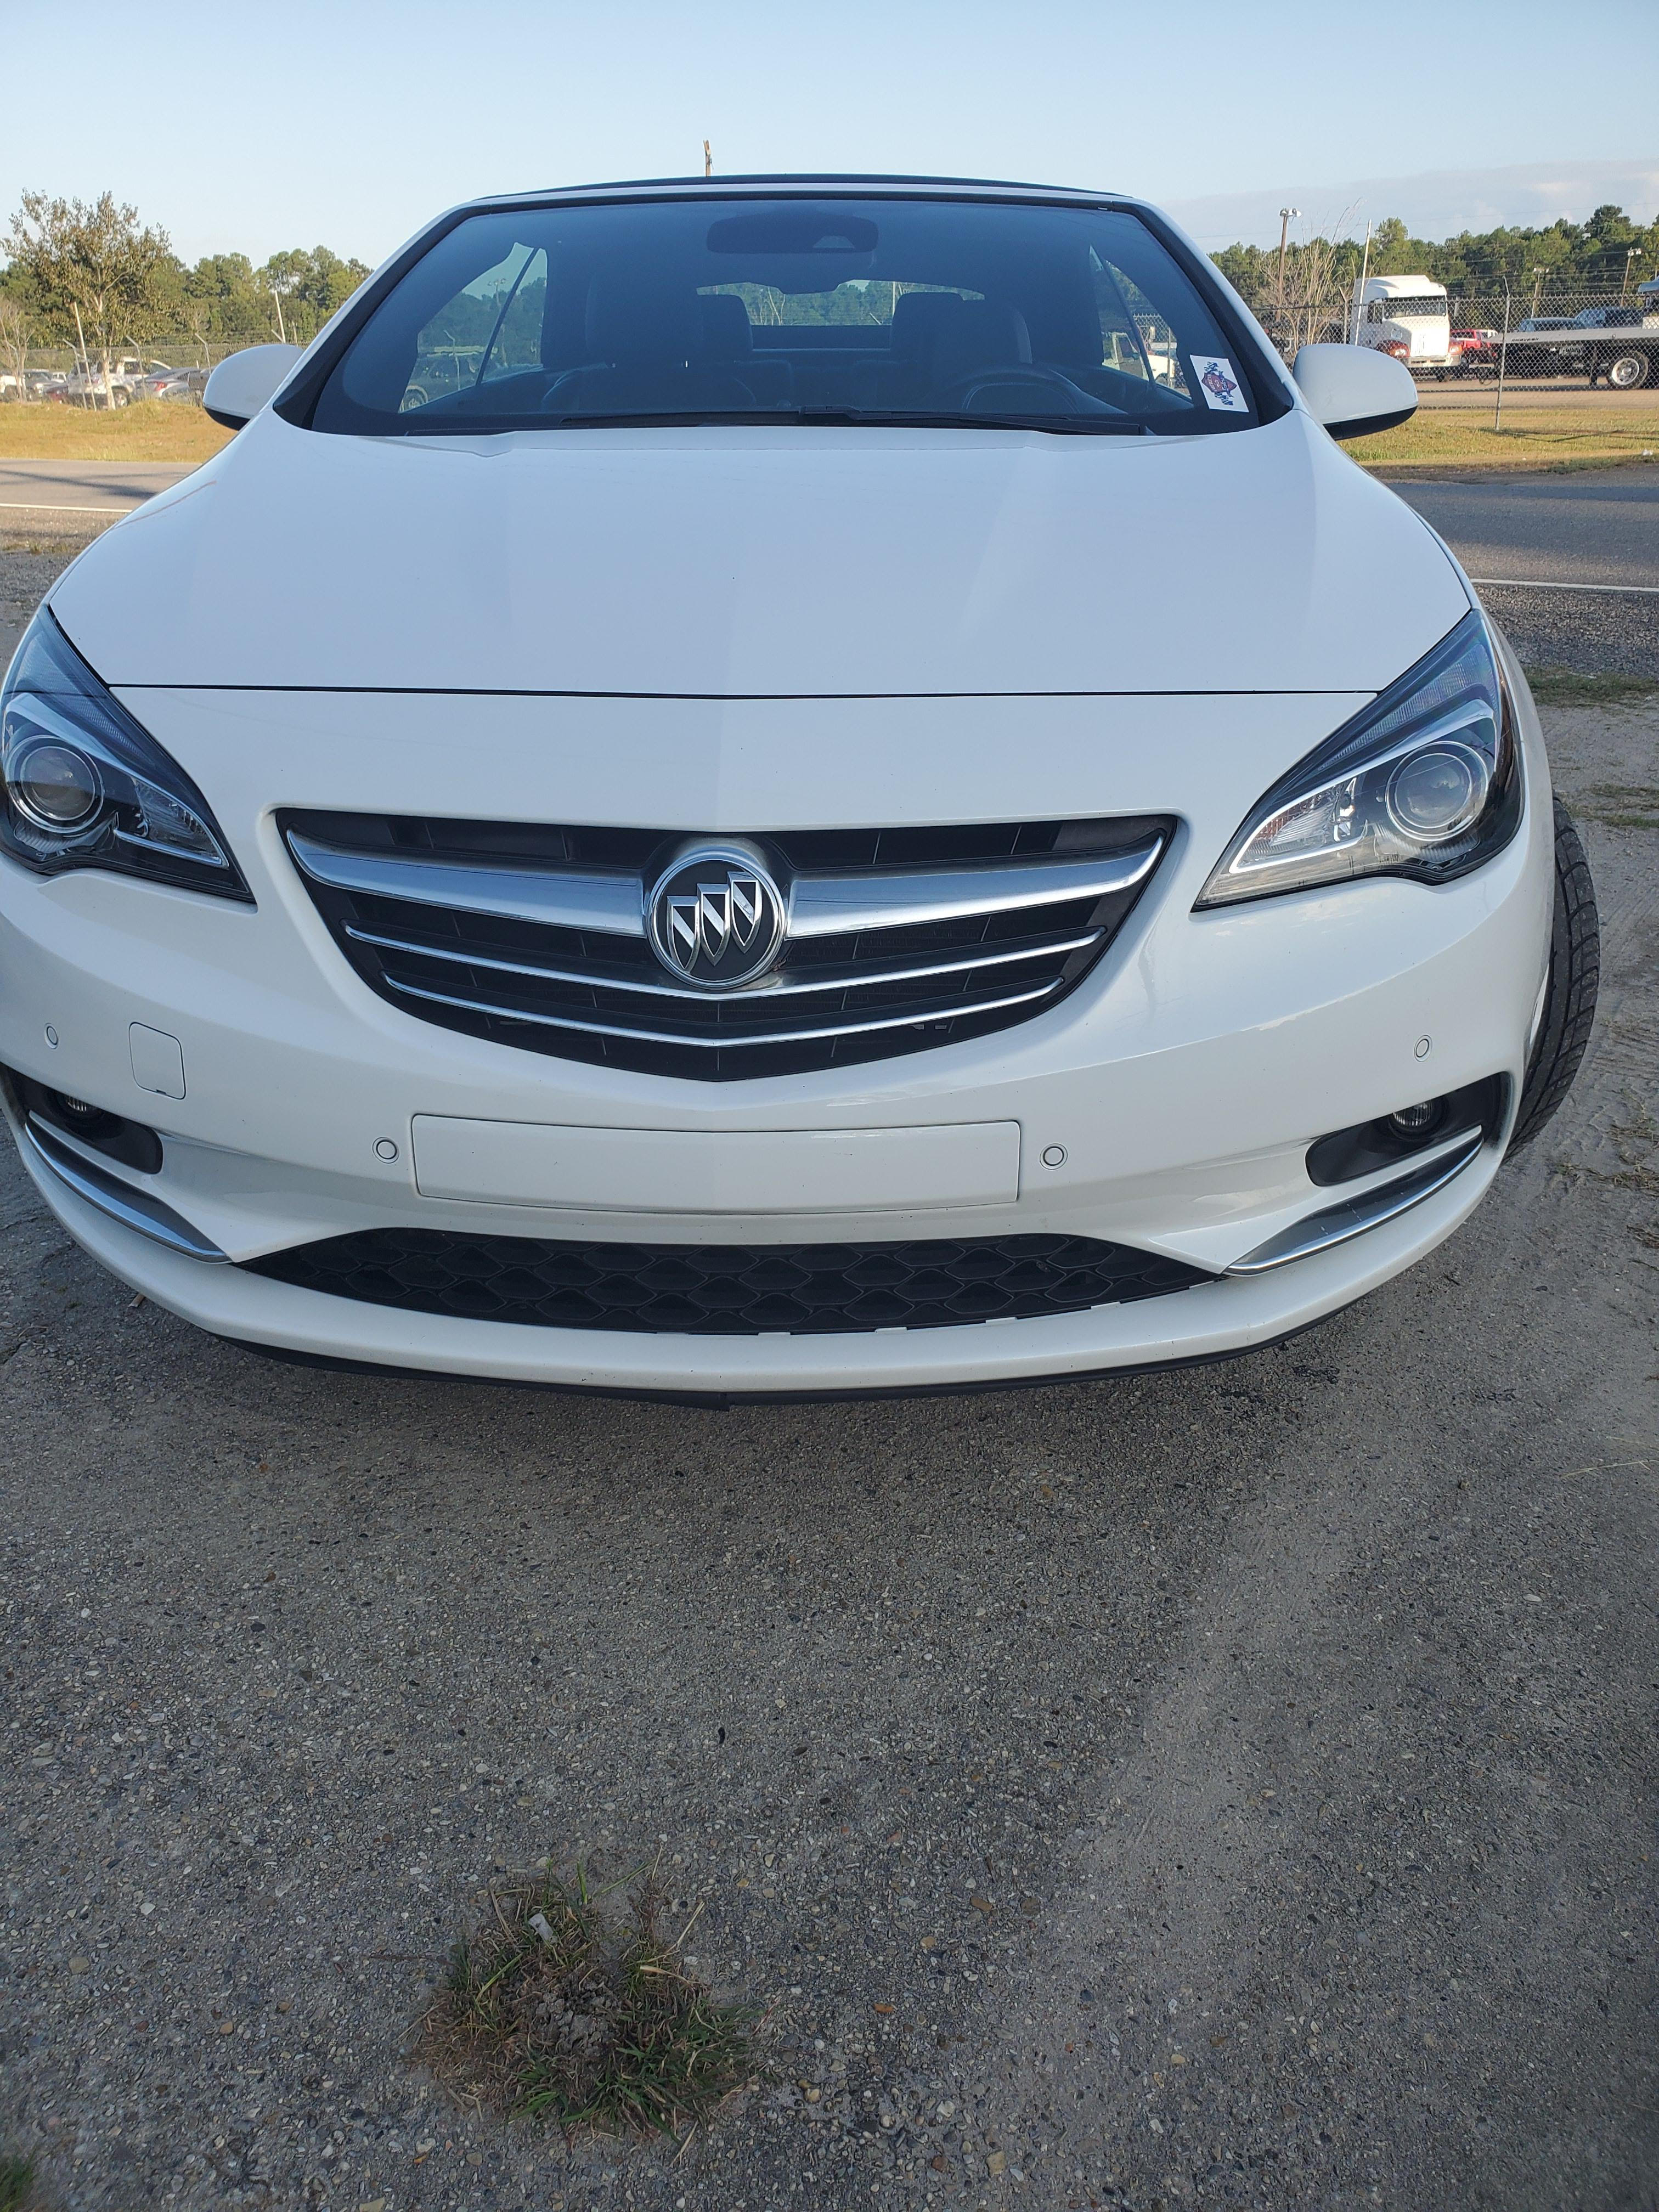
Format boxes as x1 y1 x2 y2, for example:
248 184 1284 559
308 193 1265 437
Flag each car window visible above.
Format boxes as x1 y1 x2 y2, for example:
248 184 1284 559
309 194 1267 438
401 244 549 410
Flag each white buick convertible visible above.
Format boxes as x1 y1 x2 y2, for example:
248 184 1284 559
0 177 1597 1396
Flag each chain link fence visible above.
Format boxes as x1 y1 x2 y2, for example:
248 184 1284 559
0 328 328 406
0 337 258 406
1251 283 1658 383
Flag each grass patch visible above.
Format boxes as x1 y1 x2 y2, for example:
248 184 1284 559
417 1860 755 2141
1570 784 1659 831
0 530 109 558
0 2152 39 2212
0 402 231 464
1523 668 1659 710
1343 401 1659 471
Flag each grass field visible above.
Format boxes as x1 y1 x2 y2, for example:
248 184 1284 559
0 402 232 462
1343 398 1659 471
2 393 1656 474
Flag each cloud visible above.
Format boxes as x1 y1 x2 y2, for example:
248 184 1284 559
1166 157 1659 249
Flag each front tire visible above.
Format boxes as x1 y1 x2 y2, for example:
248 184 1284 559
1510 799 1600 1150
1606 350 1651 390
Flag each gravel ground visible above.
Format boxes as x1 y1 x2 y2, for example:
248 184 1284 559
2 546 1657 2212
1 543 95 665
1481 583 1659 679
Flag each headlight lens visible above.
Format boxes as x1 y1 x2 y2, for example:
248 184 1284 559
0 608 250 899
1195 610 1522 909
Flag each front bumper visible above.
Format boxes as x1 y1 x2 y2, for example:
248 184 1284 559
0 673 1554 1392
4 1103 1506 1395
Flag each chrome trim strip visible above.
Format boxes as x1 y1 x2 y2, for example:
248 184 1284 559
381 972 1062 1048
342 921 1105 1002
787 837 1164 939
286 833 646 939
22 1117 227 1262
289 829 1164 951
1226 1135 1484 1276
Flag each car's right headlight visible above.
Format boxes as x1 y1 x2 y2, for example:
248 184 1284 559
1195 610 1522 909
1 607 250 900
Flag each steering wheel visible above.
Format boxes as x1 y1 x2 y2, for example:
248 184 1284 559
934 365 1126 417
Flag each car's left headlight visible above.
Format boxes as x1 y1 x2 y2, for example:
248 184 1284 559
1195 610 1522 909
1 607 250 900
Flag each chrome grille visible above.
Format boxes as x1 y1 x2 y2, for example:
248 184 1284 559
282 811 1168 1080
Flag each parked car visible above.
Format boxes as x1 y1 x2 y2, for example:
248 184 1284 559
1448 326 1500 375
134 365 188 400
57 357 150 407
0 177 1597 1397
139 367 208 404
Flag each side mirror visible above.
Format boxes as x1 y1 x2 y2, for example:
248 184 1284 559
203 343 303 430
1291 343 1417 440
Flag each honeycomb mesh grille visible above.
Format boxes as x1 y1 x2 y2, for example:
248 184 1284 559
247 1228 1210 1336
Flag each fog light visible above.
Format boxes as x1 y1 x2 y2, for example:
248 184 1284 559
1388 1100 1443 1139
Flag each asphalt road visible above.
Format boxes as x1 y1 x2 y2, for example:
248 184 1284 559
1385 469 1659 679
1387 467 1659 589
1 534 1656 2209
0 459 198 527
1413 379 1659 409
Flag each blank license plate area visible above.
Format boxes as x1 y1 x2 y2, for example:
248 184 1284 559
410 1116 1021 1214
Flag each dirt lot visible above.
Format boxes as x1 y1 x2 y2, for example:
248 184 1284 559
1 543 1656 2212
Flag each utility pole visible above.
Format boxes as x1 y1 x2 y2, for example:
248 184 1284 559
1276 207 1299 308
71 300 92 406
1352 221 1374 342
703 139 712 178
1530 266 1545 319
1623 246 1641 303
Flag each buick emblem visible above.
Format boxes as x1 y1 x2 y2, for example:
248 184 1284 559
646 845 787 990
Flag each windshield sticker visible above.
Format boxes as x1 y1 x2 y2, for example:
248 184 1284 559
1193 356 1249 412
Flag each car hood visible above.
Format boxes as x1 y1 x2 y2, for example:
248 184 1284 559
49 406 1468 697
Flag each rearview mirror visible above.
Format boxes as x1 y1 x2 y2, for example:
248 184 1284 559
1292 343 1417 441
204 343 303 431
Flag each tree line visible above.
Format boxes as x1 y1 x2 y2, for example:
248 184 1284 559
0 190 371 401
1214 204 1658 317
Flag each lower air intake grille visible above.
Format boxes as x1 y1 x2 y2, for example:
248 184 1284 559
247 1229 1209 1336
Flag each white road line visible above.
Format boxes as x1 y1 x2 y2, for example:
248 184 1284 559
1470 575 1659 596
0 500 131 514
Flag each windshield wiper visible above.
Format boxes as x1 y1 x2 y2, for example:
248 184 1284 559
393 407 1158 437
519 407 1155 436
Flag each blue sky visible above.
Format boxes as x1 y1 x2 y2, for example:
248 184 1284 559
9 0 1656 265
